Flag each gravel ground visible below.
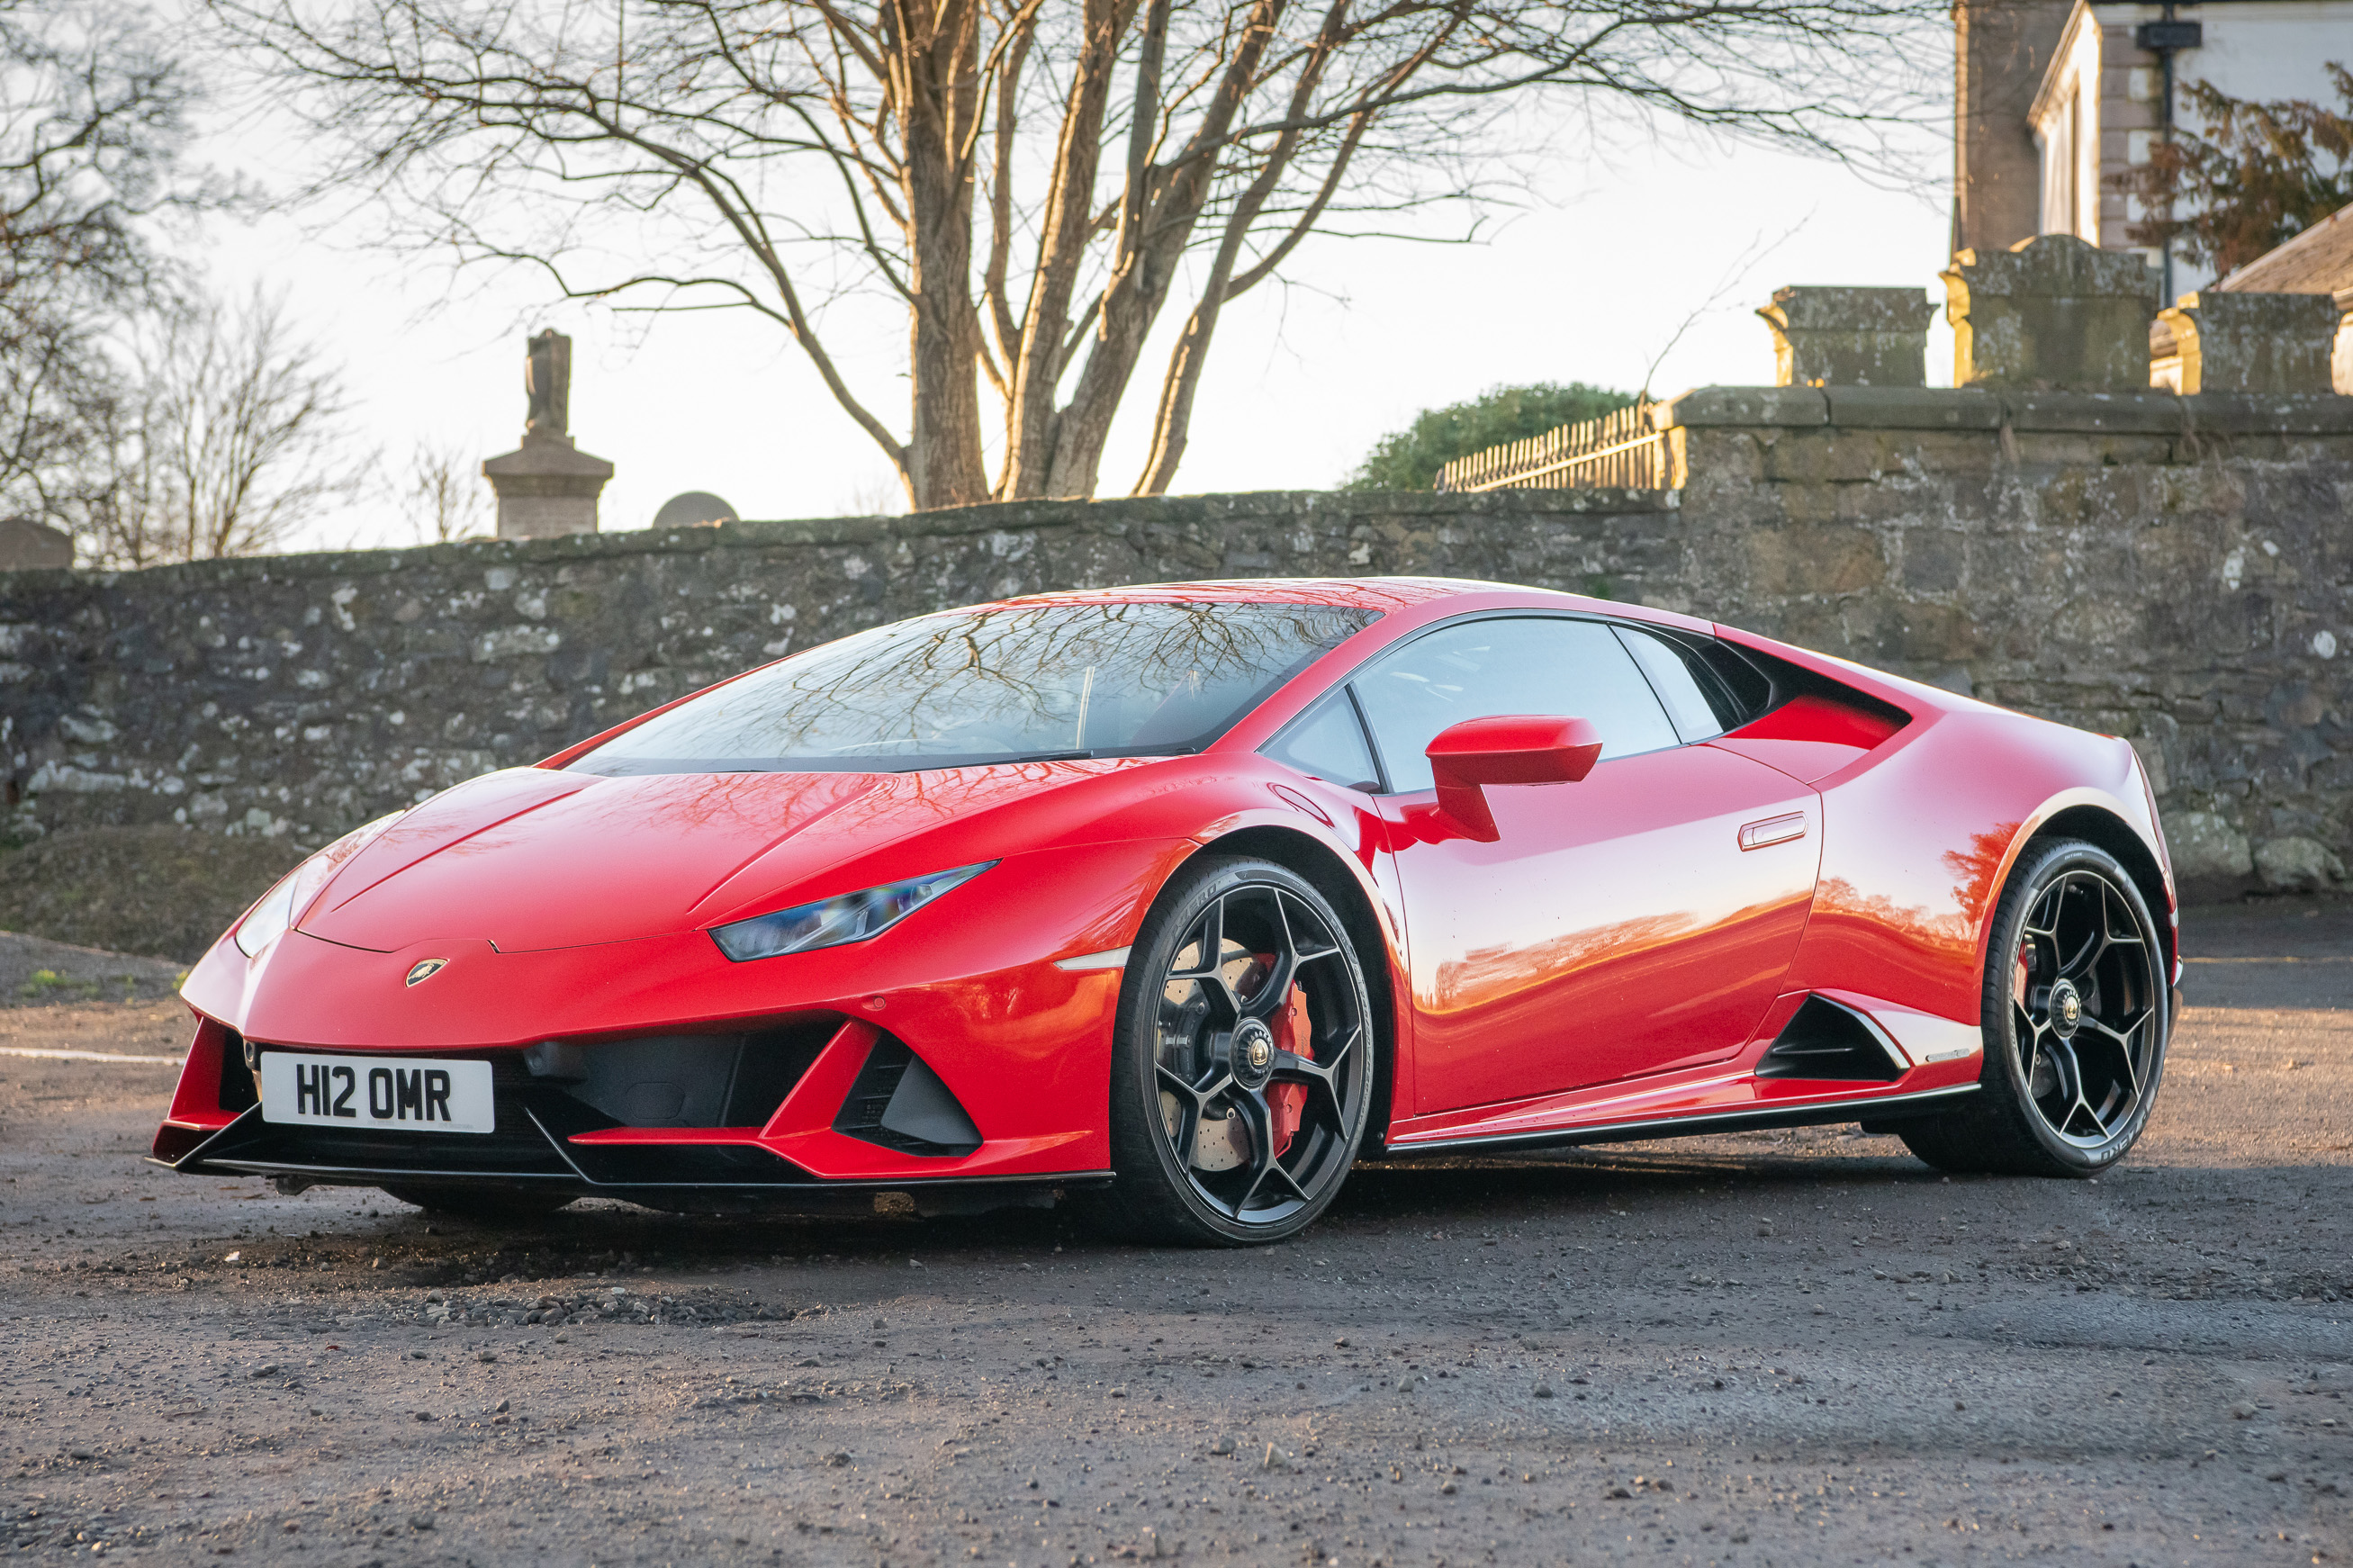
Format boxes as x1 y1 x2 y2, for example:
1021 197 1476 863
1 904 2347 1567
0 930 185 1012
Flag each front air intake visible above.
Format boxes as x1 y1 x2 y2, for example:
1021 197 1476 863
526 1023 834 1130
1755 996 1907 1082
834 1036 983 1157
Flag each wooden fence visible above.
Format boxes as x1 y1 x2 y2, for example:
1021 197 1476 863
1435 401 1669 491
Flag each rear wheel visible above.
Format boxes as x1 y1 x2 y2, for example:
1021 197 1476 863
1900 837 2168 1177
381 1184 576 1222
1086 857 1375 1246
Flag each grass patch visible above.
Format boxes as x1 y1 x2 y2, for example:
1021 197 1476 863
0 825 306 962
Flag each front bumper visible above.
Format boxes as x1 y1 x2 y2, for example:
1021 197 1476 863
154 1007 1112 1208
155 836 1211 1202
161 1101 1104 1215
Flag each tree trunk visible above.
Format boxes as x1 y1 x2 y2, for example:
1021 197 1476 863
1043 0 1287 498
997 0 1125 500
896 0 990 511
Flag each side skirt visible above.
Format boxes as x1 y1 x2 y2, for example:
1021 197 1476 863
1383 1083 1979 1158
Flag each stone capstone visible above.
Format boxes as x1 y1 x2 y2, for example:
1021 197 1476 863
1757 286 1938 389
2155 292 2343 396
1943 234 2162 392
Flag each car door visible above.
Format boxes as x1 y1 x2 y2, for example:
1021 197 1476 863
1342 615 1821 1114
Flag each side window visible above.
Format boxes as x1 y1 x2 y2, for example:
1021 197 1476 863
1261 692 1382 792
1350 617 1680 793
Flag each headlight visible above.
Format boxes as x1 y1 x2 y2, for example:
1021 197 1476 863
232 810 407 959
708 861 995 962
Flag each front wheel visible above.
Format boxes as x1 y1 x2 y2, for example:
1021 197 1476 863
1901 837 2169 1177
1086 856 1376 1246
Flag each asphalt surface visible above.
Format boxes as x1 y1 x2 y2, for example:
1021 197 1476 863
1 903 2348 1567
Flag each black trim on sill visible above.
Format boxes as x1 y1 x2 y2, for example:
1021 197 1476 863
179 1157 1112 1195
1384 1083 1980 1157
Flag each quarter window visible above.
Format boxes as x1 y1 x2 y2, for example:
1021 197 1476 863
1617 626 1726 742
1262 693 1383 792
1615 626 1767 738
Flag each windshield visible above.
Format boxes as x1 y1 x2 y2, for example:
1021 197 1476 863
570 599 1380 774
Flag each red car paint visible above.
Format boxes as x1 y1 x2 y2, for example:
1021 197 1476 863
155 578 2175 1198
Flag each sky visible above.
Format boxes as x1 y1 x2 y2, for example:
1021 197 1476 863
192 72 1956 554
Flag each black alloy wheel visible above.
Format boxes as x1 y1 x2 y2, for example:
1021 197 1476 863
1901 838 2169 1177
1090 856 1375 1245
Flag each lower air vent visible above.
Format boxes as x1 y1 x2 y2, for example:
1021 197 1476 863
528 1024 833 1129
1755 996 1907 1082
834 1036 983 1157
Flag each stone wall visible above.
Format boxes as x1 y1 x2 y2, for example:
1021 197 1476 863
1658 385 2353 895
5 389 2348 899
0 487 1676 841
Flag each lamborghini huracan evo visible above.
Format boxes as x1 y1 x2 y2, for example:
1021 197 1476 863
154 577 2178 1244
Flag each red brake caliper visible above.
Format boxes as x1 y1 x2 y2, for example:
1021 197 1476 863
1258 958 1314 1158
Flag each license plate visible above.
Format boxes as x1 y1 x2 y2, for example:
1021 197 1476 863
258 1053 496 1134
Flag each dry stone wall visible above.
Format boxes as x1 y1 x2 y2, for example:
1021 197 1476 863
5 389 2349 902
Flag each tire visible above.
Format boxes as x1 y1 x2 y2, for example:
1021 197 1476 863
1084 856 1377 1246
1900 837 2169 1177
381 1183 577 1222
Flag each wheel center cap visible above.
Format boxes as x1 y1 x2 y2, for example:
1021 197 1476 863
1231 1018 1276 1092
2050 980 2084 1039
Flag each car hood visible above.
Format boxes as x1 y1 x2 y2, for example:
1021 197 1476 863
297 768 888 952
293 760 1165 954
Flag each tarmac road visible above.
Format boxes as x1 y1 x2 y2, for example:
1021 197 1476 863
1 903 2347 1567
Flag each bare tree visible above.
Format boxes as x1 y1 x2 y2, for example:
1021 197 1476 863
401 436 487 541
0 0 223 523
77 288 367 566
212 0 1930 511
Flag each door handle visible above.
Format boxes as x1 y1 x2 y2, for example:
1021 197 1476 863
1738 812 1808 851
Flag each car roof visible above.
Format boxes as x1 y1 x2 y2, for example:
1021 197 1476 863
979 576 1550 613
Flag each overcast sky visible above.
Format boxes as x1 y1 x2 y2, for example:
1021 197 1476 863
194 78 1953 554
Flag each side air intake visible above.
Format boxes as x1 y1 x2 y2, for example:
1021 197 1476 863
1755 996 1907 1082
834 1036 983 1157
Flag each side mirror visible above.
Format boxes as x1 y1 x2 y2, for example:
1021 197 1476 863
1425 715 1603 842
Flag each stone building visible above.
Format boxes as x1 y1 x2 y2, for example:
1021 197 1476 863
1953 0 2353 300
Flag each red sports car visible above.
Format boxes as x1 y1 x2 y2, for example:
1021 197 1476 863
154 578 2177 1244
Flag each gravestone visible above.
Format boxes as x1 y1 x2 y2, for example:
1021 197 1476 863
1757 286 1938 387
481 329 616 540
0 517 71 569
652 491 738 530
2154 292 2343 395
1941 234 2160 391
